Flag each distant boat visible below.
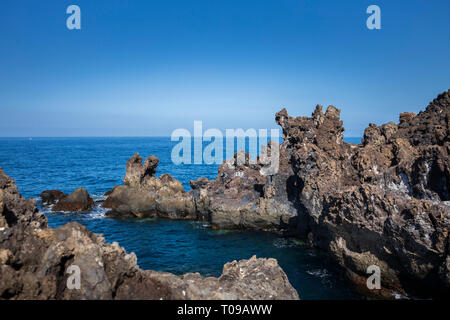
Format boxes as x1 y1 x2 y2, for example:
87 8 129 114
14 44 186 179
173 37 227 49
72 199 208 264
29 138 32 141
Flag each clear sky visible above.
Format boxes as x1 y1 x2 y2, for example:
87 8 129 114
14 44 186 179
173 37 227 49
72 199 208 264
1 0 449 137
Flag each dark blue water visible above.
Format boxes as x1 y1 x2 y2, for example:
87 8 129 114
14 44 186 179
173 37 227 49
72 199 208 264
0 137 363 299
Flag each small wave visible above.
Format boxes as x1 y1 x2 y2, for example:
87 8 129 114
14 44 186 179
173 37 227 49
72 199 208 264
39 202 107 219
306 269 330 279
393 292 409 300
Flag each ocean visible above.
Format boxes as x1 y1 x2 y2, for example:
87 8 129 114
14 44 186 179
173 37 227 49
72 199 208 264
0 137 363 299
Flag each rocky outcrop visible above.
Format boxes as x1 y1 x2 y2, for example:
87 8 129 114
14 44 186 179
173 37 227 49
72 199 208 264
190 148 298 230
0 168 299 300
193 90 449 298
103 153 196 218
146 255 299 299
40 190 66 207
52 188 94 212
273 90 449 297
105 151 296 229
85 90 450 298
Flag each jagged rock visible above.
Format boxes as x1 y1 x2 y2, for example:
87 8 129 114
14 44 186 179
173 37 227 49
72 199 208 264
52 188 94 212
190 90 449 298
99 90 450 298
189 177 209 190
40 190 66 207
273 90 450 298
104 185 118 196
0 168 299 300
107 146 296 229
103 154 196 218
123 153 159 187
190 146 298 230
146 255 299 300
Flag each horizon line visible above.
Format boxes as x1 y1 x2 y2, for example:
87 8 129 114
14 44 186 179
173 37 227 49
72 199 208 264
0 136 364 139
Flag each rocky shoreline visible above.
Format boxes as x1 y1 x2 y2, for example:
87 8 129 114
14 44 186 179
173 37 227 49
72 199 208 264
2 90 448 299
94 90 448 298
0 168 299 299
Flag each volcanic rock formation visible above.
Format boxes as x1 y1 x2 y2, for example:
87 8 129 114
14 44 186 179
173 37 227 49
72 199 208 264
276 90 449 297
190 148 298 230
193 90 450 297
94 90 450 298
40 190 66 207
103 153 196 218
0 168 299 300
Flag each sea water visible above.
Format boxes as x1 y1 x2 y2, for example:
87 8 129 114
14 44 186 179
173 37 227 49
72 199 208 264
0 137 363 299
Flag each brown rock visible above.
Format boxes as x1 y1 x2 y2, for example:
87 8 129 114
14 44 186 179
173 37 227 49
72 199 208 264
52 188 94 212
103 154 195 219
101 90 449 298
146 255 299 300
124 153 159 187
189 144 299 230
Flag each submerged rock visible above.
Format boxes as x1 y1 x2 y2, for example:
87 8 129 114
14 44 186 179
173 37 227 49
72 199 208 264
0 168 299 300
103 154 195 218
52 187 94 212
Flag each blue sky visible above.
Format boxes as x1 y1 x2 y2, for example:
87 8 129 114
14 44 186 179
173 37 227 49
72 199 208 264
0 0 449 137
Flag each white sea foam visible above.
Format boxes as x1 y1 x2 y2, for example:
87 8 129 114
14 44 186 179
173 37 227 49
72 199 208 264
306 269 330 278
